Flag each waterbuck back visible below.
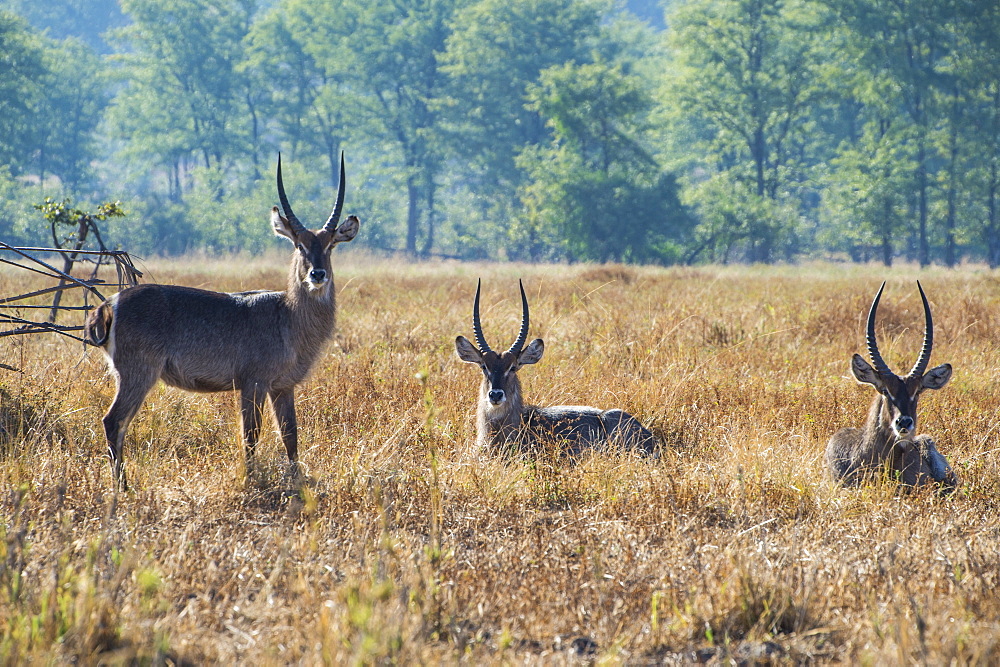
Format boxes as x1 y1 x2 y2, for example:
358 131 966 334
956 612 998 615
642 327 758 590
454 279 658 458
825 281 958 491
85 153 360 489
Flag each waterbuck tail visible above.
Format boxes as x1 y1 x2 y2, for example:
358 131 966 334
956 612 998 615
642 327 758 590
84 300 113 347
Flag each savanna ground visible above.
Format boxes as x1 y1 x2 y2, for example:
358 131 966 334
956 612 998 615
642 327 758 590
2 254 1000 664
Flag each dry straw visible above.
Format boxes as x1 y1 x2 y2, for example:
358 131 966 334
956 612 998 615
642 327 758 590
1 257 998 663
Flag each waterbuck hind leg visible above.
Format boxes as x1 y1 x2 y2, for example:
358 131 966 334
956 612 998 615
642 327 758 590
604 409 658 457
269 388 299 465
102 366 159 491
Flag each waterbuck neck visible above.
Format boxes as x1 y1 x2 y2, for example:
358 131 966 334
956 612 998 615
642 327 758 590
859 393 902 466
477 372 525 450
283 251 337 351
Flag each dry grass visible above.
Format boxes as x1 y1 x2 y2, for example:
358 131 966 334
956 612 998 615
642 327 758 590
2 255 1000 664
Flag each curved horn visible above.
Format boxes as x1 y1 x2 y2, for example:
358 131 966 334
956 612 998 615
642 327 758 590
866 281 893 377
506 279 530 355
276 154 307 235
322 151 347 233
907 281 934 378
472 279 493 354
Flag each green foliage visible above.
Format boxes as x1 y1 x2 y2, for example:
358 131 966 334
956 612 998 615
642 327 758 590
35 197 126 227
663 0 829 262
518 61 692 263
438 0 612 251
0 0 125 53
681 174 801 264
0 11 45 174
33 38 110 190
819 122 916 263
0 166 45 245
107 0 256 179
242 0 367 188
1 0 1000 264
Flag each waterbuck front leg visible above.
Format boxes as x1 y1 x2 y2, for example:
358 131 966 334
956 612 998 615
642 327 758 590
240 382 270 470
102 364 159 491
268 388 299 468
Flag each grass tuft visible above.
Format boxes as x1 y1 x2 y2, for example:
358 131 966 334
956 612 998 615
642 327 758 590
2 259 1000 662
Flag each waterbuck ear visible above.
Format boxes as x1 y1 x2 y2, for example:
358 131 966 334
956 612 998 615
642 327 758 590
516 338 544 367
922 363 952 390
331 215 359 245
455 336 483 364
271 206 297 242
851 353 884 390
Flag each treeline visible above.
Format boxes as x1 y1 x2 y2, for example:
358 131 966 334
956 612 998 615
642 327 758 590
0 0 998 266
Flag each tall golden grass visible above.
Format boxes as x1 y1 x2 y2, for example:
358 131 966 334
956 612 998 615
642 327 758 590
2 254 999 663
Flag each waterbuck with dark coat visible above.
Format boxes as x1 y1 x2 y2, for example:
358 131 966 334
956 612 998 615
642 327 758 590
85 154 359 489
825 282 958 490
455 280 657 458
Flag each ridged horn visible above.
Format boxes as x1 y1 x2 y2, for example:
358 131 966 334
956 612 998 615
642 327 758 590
322 151 347 233
472 279 493 354
507 279 530 355
866 281 893 377
907 281 934 379
276 154 307 235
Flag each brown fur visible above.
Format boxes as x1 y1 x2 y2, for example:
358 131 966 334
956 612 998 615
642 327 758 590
456 322 657 459
464 356 657 458
826 391 958 489
826 356 958 491
88 161 358 489
826 284 958 492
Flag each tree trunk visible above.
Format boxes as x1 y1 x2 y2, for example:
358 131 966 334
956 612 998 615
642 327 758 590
405 175 419 256
881 201 892 267
943 91 960 268
917 140 929 267
988 160 999 268
420 174 436 258
48 217 89 323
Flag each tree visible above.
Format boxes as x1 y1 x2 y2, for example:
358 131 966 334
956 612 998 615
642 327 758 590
0 11 45 174
0 0 126 53
33 197 125 321
244 1 351 186
967 21 1000 267
297 0 461 257
31 38 109 190
663 0 829 262
517 61 692 262
828 0 957 267
107 0 257 200
940 0 1000 266
822 119 915 265
439 0 610 243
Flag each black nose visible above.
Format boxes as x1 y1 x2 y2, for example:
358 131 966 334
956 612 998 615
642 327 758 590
895 415 914 432
488 389 505 404
309 269 327 283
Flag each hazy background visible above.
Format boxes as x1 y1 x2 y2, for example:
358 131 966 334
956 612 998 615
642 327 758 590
1 0 998 266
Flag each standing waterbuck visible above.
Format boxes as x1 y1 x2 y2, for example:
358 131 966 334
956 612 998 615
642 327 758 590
825 281 958 490
85 154 360 489
455 280 657 458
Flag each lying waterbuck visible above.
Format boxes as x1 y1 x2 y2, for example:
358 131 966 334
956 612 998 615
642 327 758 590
455 280 657 458
825 281 958 490
85 154 360 489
